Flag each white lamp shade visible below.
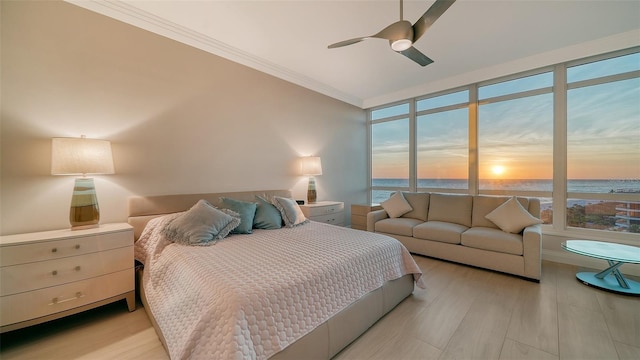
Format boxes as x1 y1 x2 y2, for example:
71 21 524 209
51 137 115 175
300 156 322 176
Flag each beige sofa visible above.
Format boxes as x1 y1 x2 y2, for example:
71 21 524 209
367 192 542 281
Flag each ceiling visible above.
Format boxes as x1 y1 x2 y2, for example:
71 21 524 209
68 0 640 108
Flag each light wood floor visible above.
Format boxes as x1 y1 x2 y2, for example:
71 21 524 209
1 258 638 360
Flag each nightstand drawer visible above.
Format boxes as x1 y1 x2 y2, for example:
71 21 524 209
0 269 133 327
1 246 133 296
0 231 132 267
303 202 344 217
311 213 345 226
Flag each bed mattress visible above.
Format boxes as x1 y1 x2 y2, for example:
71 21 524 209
135 214 425 359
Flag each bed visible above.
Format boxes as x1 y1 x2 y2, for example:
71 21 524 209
128 190 425 359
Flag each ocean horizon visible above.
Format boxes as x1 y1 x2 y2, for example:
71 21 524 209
371 178 640 204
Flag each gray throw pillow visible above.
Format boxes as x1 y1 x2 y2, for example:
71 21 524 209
162 199 241 245
271 196 309 227
253 196 282 229
220 197 257 234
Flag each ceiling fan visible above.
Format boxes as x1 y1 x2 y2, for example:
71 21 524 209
328 0 456 66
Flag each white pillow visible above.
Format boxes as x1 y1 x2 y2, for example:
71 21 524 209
485 196 542 233
271 196 309 227
381 191 413 218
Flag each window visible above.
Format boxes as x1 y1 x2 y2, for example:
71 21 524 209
478 93 554 193
371 103 410 203
368 47 639 236
566 53 640 233
416 90 469 190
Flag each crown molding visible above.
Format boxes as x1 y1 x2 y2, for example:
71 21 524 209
65 0 363 108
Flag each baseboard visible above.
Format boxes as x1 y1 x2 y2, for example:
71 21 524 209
542 249 640 277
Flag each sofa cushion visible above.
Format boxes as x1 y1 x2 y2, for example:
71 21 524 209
462 227 524 255
381 191 413 218
400 192 429 221
413 221 468 244
485 196 542 233
375 218 423 237
428 193 472 227
472 195 530 229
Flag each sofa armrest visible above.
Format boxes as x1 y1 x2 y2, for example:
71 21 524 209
522 223 542 280
366 209 389 232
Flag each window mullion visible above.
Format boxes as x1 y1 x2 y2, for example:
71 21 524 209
468 85 479 195
409 100 417 192
553 63 568 231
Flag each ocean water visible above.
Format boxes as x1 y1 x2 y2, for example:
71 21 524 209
371 178 640 204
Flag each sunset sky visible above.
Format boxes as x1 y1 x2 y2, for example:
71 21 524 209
372 53 640 181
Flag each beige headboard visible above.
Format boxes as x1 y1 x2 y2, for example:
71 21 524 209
127 189 292 240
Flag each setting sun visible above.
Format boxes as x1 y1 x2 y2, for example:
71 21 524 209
491 165 506 176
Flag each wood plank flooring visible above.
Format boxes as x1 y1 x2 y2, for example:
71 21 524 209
1 258 638 359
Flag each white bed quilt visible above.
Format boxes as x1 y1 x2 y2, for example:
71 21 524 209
135 215 425 360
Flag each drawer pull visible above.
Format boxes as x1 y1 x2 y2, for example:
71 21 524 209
52 270 58 276
75 266 81 271
75 244 81 250
51 248 58 253
49 292 84 305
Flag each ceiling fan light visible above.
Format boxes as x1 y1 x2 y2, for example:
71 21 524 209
391 39 412 51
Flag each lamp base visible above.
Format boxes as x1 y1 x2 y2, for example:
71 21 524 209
69 178 100 230
307 176 317 204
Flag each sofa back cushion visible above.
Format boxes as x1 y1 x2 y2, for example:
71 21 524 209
428 193 472 227
472 195 530 229
401 192 430 221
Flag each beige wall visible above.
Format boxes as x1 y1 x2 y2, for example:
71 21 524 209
0 1 367 235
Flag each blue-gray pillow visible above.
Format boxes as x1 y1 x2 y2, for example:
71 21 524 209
162 199 240 245
253 195 282 229
271 196 309 227
220 197 257 234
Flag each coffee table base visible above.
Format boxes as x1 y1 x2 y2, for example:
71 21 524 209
576 272 640 296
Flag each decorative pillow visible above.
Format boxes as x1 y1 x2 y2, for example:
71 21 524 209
253 195 282 229
485 196 542 234
220 197 257 234
381 191 413 218
271 196 309 227
162 199 241 245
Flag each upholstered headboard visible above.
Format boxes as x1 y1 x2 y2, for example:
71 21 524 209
127 189 292 240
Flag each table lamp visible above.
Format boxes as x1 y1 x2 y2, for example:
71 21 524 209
300 156 322 204
51 136 115 230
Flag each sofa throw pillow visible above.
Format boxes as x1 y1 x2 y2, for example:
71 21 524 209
271 196 309 227
381 191 413 218
253 195 282 229
162 199 241 245
220 197 257 234
485 196 542 234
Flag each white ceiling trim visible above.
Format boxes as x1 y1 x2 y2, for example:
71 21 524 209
363 30 640 109
66 0 363 108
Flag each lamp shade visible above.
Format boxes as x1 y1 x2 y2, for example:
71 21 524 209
300 156 322 176
51 137 115 176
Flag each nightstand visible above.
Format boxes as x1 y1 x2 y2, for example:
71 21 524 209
351 203 383 230
299 201 345 226
0 223 135 333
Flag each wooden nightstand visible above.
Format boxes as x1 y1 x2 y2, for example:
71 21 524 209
351 204 383 230
0 223 135 333
299 201 345 226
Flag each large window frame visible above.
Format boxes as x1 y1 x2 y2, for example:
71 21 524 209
368 47 640 244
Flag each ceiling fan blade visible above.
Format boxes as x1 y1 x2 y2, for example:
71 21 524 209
412 0 456 42
328 37 368 49
399 47 434 67
373 20 412 41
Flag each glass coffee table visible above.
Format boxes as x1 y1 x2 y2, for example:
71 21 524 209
562 240 640 295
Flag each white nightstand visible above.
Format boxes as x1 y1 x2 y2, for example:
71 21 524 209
0 223 135 333
299 201 345 226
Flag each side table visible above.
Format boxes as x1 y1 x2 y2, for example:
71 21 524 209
351 203 382 231
562 240 640 295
